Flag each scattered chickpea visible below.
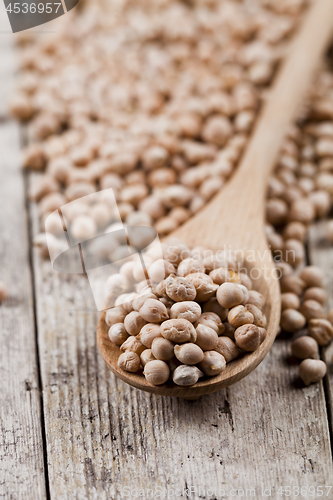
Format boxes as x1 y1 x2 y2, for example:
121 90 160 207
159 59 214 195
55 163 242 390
303 287 327 305
308 319 333 346
299 300 324 320
299 359 327 386
291 336 318 360
280 309 306 333
0 282 8 302
299 266 325 288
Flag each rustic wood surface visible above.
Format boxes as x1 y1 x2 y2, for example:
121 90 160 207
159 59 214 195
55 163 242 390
0 10 47 499
308 221 333 438
1 4 333 500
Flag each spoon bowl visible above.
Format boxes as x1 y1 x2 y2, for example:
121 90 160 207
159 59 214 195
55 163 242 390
97 0 333 397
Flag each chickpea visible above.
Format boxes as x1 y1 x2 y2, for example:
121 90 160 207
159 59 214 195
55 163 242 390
120 336 146 355
172 365 203 386
148 259 176 283
195 324 219 351
0 282 8 302
299 359 327 386
228 305 254 328
186 273 218 302
165 275 197 302
124 311 147 336
170 301 201 323
139 299 169 323
132 292 157 312
161 319 197 343
215 337 240 363
199 351 226 376
284 239 305 266
239 273 253 290
151 337 175 361
282 221 307 243
144 360 170 386
244 304 267 327
223 323 236 340
162 242 191 266
105 306 126 327
140 349 156 367
299 300 324 320
108 323 128 345
299 266 325 288
245 290 266 310
281 293 300 311
174 343 204 365
308 319 333 346
303 287 327 305
291 336 318 360
177 257 205 277
280 275 306 295
138 323 162 348
118 351 141 373
234 324 261 351
209 267 230 285
280 309 306 333
328 309 333 325
216 282 244 309
195 312 225 335
202 298 228 321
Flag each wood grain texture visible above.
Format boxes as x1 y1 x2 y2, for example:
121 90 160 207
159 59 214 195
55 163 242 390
0 122 47 500
308 221 333 437
0 13 47 498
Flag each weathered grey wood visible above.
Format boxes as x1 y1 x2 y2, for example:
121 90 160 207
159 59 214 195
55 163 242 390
0 121 47 500
0 10 47 498
30 200 333 498
308 221 333 437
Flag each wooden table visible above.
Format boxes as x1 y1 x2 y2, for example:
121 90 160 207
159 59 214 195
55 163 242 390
1 10 333 500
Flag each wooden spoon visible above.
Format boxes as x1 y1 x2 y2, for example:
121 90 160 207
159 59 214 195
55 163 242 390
97 0 333 398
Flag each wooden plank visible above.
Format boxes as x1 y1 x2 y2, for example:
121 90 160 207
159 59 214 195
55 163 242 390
0 121 47 500
0 7 47 498
308 221 333 437
31 208 333 498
